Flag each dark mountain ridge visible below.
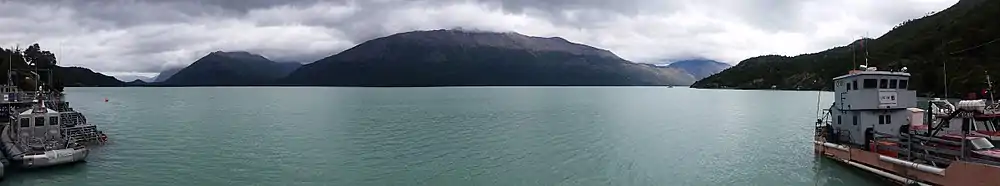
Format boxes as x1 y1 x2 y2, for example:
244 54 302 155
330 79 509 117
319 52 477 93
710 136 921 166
161 51 301 86
281 29 694 86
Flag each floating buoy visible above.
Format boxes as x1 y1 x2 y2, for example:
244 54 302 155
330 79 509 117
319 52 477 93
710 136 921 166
104 98 108 102
100 133 108 142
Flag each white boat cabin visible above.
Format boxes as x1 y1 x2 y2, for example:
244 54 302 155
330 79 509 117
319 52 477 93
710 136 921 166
829 67 917 146
14 103 63 144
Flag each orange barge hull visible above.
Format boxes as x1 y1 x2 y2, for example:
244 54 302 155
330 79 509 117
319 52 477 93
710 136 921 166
815 141 1000 186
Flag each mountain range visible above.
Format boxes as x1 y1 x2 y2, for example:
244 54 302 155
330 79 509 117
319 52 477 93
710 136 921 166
119 30 719 87
692 0 998 97
4 28 737 88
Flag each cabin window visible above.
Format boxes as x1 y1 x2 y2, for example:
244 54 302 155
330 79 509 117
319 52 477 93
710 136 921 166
889 79 898 89
853 115 858 125
853 80 858 90
837 115 842 124
899 80 909 90
34 117 44 127
876 115 892 125
879 79 889 89
975 119 992 131
863 79 877 89
845 83 850 92
19 118 29 128
49 117 58 126
964 118 973 131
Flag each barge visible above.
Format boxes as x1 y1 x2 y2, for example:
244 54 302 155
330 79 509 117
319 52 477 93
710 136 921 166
815 66 1000 185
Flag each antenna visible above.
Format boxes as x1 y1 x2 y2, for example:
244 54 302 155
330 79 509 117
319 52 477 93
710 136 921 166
987 70 995 102
861 33 869 67
942 40 948 99
815 80 822 118
943 61 948 99
6 45 10 86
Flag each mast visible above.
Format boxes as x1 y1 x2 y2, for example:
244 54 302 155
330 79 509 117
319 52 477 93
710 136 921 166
861 33 869 67
943 61 948 99
987 70 995 102
942 39 949 99
6 45 10 86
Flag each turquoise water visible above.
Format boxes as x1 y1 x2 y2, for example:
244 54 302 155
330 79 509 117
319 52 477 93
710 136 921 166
0 87 884 185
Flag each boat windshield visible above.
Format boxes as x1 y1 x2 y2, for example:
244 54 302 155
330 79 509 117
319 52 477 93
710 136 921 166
976 119 996 131
992 119 1000 131
971 137 996 150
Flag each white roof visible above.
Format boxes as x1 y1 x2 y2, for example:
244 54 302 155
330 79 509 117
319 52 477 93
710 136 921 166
907 108 925 113
19 108 58 115
833 70 911 80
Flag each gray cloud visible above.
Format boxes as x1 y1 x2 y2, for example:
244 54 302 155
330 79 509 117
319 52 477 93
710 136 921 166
0 0 958 76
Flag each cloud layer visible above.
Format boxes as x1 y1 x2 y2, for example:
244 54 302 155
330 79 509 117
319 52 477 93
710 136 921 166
0 0 957 77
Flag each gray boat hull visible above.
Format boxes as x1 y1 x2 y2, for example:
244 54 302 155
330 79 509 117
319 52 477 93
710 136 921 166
1 125 89 168
17 148 88 168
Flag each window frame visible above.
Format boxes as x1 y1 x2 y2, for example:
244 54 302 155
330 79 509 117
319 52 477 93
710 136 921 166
34 117 44 127
19 118 29 128
863 79 877 89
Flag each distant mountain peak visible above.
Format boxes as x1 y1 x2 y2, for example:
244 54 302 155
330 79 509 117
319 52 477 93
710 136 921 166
162 51 301 86
207 51 270 62
664 59 732 80
153 67 183 82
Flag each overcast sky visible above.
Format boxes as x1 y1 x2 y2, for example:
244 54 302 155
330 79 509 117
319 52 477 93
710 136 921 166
0 0 957 77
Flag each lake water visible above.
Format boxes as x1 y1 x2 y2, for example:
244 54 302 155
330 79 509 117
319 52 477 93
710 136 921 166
0 87 887 185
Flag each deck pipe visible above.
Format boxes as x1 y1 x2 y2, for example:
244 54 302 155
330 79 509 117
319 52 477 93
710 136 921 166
815 141 849 151
841 159 932 186
817 141 943 183
878 155 946 175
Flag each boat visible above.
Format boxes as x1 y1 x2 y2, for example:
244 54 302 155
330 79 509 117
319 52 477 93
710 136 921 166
0 51 107 170
814 66 1000 185
917 98 1000 143
0 89 88 168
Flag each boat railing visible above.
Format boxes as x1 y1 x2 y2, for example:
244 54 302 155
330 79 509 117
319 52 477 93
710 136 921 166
0 91 61 103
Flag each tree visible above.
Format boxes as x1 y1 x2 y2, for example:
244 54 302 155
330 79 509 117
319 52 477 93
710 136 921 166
22 43 57 68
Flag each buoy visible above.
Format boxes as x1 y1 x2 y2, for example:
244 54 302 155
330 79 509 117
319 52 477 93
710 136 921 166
104 98 108 102
100 133 108 142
